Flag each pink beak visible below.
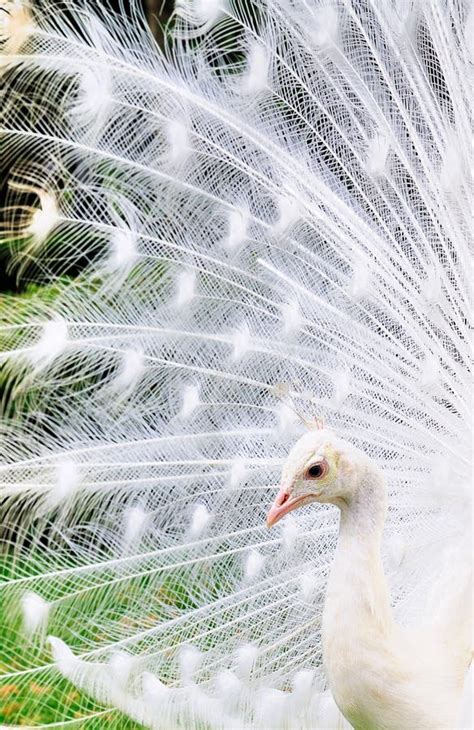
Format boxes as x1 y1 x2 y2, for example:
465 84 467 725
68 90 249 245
266 487 305 527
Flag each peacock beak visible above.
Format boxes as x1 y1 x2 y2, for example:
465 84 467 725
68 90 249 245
266 487 305 527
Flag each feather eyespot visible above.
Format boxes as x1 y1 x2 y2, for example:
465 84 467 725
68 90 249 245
305 460 328 480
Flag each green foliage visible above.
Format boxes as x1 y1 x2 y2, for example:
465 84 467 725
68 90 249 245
0 280 69 419
0 555 145 728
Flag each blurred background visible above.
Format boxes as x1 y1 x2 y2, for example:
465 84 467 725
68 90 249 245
0 0 174 296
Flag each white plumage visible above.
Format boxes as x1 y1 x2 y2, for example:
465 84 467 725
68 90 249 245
0 0 471 728
267 428 471 728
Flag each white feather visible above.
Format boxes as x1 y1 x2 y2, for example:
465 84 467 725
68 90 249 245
123 505 149 551
106 229 138 273
309 6 339 50
231 322 251 361
189 503 211 537
299 570 319 603
166 117 191 166
276 401 299 435
349 261 371 301
228 457 247 489
234 644 258 681
272 193 301 236
45 459 80 511
108 651 134 688
175 269 196 308
281 297 303 336
21 592 50 636
112 348 145 395
282 515 299 552
1 1 471 727
48 636 78 677
175 0 226 28
243 41 269 95
244 550 265 580
179 645 202 684
366 134 391 178
29 318 68 368
179 383 200 419
419 352 439 388
223 207 249 252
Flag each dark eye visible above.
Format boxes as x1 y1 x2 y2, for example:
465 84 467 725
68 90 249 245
305 460 328 479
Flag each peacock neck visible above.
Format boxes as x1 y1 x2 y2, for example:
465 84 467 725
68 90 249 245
323 465 393 643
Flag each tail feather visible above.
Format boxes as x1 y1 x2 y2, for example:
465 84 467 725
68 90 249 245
0 0 471 727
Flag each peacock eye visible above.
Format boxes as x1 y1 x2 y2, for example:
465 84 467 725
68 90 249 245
305 460 328 480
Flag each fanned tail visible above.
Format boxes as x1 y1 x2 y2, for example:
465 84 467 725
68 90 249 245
0 0 471 727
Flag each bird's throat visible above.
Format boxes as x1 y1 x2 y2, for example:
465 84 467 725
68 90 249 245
322 468 394 723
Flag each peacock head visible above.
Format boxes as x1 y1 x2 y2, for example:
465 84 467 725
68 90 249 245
266 428 373 527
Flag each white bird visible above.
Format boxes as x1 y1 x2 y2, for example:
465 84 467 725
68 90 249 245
267 427 472 729
0 0 471 728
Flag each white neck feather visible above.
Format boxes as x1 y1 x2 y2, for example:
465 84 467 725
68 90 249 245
323 466 393 652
